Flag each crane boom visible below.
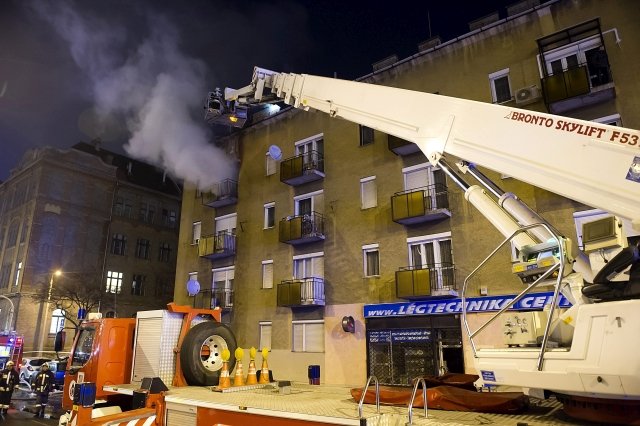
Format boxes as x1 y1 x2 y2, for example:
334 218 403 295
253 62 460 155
227 67 640 231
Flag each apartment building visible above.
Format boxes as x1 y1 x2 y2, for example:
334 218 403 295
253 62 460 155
0 142 180 351
174 0 640 386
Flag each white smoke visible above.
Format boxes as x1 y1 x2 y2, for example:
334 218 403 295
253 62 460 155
31 0 236 189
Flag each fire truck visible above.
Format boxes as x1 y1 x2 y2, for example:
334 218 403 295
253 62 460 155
0 332 23 370
60 66 639 425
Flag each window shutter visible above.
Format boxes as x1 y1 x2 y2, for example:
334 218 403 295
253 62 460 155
305 323 324 352
262 263 273 289
405 168 429 191
292 323 304 351
361 179 377 209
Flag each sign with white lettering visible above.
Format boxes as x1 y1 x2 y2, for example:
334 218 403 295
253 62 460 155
363 292 571 318
368 329 431 343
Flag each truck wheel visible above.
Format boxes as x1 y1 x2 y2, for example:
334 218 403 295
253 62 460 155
180 321 237 386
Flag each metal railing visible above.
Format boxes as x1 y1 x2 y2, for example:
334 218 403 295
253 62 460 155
461 223 567 371
391 184 449 221
407 377 428 424
357 375 380 419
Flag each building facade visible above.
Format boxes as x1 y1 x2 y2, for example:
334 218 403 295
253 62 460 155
0 142 180 352
174 0 640 386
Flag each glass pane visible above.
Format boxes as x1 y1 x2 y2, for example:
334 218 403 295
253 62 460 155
494 76 511 103
565 54 579 69
550 59 563 75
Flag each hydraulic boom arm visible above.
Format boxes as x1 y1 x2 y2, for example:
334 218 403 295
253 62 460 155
226 67 640 232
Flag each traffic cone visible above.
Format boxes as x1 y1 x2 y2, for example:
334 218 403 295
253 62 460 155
233 347 245 387
246 347 258 385
259 347 270 384
218 349 231 389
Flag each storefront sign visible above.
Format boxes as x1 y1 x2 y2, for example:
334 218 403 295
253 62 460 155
369 329 431 343
364 291 571 318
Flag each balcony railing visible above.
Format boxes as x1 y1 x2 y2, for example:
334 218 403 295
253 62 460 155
193 288 234 310
541 64 614 115
279 211 325 245
388 135 420 156
391 184 450 225
396 263 457 300
277 277 325 307
202 179 238 208
198 231 236 259
280 151 325 186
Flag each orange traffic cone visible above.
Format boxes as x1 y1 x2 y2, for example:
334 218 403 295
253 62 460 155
259 347 270 384
246 347 258 385
218 349 231 389
233 347 245 387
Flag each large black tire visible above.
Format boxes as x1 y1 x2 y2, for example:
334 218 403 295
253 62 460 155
180 321 237 386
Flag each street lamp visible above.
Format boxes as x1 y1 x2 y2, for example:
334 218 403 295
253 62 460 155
38 270 62 353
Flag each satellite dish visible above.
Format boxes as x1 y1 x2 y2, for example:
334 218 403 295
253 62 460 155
186 279 200 296
268 144 282 160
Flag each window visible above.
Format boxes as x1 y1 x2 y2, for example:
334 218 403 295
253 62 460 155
6 222 18 248
135 238 151 259
293 252 324 279
292 320 324 352
192 222 202 245
131 274 145 296
155 277 171 298
408 232 454 291
105 270 123 294
295 134 324 172
259 321 272 351
13 261 22 287
162 209 177 228
266 152 276 176
262 260 273 289
0 265 10 289
212 267 234 308
360 176 377 209
359 125 374 146
542 35 610 86
139 202 155 223
363 244 380 277
49 309 65 334
594 113 622 127
158 242 172 263
294 190 323 217
264 203 275 229
489 68 511 104
114 197 124 216
403 163 447 210
110 234 127 256
215 213 237 235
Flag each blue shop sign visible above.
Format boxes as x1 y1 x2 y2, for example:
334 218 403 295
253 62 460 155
364 291 571 318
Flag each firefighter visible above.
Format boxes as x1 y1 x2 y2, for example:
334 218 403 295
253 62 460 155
32 363 54 418
0 361 19 418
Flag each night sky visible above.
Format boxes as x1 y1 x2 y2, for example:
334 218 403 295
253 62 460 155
0 0 515 184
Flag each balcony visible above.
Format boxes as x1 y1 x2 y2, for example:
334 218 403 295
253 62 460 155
541 63 614 114
279 212 325 245
193 288 234 311
391 184 450 225
198 231 236 260
388 135 421 156
202 179 238 208
396 264 457 300
280 151 325 186
537 18 615 114
277 277 325 307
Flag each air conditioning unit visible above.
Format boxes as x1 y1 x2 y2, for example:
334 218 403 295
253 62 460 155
515 85 541 105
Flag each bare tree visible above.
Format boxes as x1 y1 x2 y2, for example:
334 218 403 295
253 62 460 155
31 274 103 333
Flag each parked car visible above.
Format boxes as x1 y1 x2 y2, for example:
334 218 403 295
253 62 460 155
46 358 67 390
18 357 51 384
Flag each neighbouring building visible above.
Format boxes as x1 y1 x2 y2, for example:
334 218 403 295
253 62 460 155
0 141 180 352
174 0 640 386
